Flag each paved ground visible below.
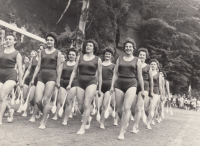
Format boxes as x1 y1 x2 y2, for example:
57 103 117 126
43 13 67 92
0 104 200 146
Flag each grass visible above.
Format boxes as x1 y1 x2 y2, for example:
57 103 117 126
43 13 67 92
0 103 200 146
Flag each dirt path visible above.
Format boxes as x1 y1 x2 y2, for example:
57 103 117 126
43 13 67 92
0 107 200 146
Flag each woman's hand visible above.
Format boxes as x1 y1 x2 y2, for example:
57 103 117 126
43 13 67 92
66 84 71 91
141 91 145 99
56 81 60 89
97 90 102 97
149 92 154 98
29 80 34 86
110 86 114 95
19 81 23 89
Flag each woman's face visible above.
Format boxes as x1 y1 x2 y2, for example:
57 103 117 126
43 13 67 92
104 52 112 61
68 51 76 61
37 46 44 53
86 42 94 53
61 55 66 62
124 42 134 55
24 57 29 63
6 35 16 47
160 72 164 77
138 51 146 61
150 61 158 70
30 51 36 57
46 36 55 47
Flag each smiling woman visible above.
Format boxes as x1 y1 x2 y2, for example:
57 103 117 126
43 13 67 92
30 32 62 129
67 39 102 135
110 38 145 140
0 33 23 125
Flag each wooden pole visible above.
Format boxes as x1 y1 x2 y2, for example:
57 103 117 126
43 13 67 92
0 20 46 43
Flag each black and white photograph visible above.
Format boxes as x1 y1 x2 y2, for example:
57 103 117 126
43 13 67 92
0 0 200 145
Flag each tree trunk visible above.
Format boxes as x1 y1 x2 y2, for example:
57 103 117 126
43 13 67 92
75 0 90 52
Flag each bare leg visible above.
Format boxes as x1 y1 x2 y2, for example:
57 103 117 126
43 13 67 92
118 87 136 140
100 91 109 129
52 89 62 120
0 81 16 124
62 87 76 125
146 94 160 129
77 85 97 135
35 81 45 112
39 81 55 129
132 91 148 133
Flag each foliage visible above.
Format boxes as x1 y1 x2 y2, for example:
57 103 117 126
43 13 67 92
1 0 200 95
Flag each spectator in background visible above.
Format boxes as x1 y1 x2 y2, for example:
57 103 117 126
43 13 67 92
0 29 5 50
20 26 26 43
196 99 200 111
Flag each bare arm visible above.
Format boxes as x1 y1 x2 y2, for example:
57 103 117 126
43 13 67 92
110 58 119 92
137 59 144 96
149 66 154 97
56 51 62 87
166 80 171 100
31 51 41 82
23 58 33 83
16 53 23 86
22 64 26 76
159 73 163 98
68 56 79 88
97 58 102 93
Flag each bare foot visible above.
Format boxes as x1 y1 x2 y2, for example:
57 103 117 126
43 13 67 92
77 126 85 135
7 109 14 123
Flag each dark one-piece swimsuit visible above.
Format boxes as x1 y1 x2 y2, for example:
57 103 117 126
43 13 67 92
115 56 138 93
0 50 18 83
101 63 115 94
38 49 59 84
60 61 77 88
77 55 99 90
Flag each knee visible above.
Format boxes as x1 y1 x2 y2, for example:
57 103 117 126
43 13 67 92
83 103 91 110
35 98 42 105
149 105 155 112
42 98 50 105
65 100 71 106
102 104 107 110
135 106 143 113
122 105 131 114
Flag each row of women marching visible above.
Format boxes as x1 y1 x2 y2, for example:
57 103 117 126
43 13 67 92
0 31 173 140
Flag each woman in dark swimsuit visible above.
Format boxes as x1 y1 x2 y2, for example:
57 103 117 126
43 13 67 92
132 48 154 133
99 47 115 129
30 32 62 129
28 46 44 122
22 50 37 117
0 33 23 125
146 59 163 129
67 39 102 135
60 48 77 125
110 38 144 140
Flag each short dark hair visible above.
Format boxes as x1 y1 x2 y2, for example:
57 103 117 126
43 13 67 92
62 52 67 60
6 33 17 41
6 33 17 46
46 32 58 45
160 70 167 78
138 48 149 58
149 59 160 70
123 38 136 51
82 39 98 55
38 44 45 49
103 47 114 56
67 47 77 57
30 50 37 56
22 55 29 64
